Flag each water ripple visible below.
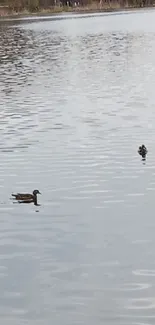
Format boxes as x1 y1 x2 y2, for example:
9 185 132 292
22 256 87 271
0 9 155 325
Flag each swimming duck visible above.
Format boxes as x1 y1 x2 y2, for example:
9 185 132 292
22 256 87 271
12 189 41 205
138 144 148 158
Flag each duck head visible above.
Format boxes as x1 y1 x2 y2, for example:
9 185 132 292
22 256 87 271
33 190 41 195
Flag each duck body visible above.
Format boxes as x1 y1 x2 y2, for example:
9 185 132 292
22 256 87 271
138 144 148 158
12 190 41 205
12 193 34 200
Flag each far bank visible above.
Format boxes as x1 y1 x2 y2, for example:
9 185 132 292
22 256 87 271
0 2 155 19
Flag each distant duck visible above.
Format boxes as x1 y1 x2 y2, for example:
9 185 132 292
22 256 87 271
138 144 148 158
12 189 41 205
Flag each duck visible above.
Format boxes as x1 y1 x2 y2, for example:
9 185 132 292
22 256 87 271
12 189 41 205
138 144 148 158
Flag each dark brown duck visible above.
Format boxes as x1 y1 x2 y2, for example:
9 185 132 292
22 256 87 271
12 189 41 205
138 144 148 158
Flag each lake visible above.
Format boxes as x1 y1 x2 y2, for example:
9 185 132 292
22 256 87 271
0 8 155 325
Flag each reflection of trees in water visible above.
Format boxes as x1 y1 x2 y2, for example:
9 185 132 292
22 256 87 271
0 26 69 94
0 25 71 151
0 27 38 150
0 27 36 95
0 24 72 107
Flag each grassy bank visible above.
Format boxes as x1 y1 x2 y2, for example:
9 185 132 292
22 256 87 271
0 2 154 17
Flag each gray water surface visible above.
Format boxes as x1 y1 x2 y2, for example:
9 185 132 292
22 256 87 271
0 9 155 325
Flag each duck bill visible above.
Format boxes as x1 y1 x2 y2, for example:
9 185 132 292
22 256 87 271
38 191 41 194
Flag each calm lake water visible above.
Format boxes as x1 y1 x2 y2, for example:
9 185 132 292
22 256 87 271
0 8 155 324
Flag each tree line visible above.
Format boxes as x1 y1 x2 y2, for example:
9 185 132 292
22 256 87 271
1 0 154 13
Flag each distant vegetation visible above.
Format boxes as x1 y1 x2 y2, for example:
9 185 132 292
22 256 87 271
0 0 154 15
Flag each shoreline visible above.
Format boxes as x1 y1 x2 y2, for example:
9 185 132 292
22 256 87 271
0 4 154 19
